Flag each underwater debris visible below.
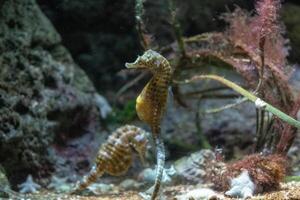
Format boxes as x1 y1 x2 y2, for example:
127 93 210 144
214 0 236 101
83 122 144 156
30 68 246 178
225 170 255 199
87 183 115 195
139 165 177 185
126 49 173 200
119 179 144 190
71 125 149 194
18 175 41 194
176 188 219 200
47 175 71 193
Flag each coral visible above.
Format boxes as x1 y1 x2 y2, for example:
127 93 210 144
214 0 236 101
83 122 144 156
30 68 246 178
18 175 41 194
225 170 255 199
47 175 71 192
207 154 287 194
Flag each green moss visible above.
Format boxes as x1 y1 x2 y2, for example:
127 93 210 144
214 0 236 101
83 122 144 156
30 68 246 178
285 176 300 182
106 100 137 124
0 166 10 198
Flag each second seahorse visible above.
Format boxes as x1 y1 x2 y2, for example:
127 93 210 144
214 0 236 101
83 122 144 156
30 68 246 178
71 125 149 194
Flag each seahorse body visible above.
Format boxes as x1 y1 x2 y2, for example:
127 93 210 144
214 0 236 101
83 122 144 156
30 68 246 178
126 50 172 135
126 50 172 200
71 125 148 193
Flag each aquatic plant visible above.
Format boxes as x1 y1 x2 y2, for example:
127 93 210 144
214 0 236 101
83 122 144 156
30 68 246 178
134 0 300 153
206 153 287 195
127 0 300 197
106 100 137 124
71 125 149 194
181 0 300 154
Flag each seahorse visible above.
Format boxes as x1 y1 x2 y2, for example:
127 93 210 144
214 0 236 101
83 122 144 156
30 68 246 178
71 125 148 194
126 49 173 200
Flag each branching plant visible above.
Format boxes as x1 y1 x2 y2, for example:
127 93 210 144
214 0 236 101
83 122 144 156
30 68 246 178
127 0 300 197
130 0 300 155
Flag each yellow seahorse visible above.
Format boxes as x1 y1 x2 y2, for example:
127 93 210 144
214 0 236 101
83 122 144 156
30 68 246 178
126 49 173 200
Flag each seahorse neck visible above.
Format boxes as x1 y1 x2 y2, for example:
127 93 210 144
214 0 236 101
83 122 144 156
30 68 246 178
151 65 172 85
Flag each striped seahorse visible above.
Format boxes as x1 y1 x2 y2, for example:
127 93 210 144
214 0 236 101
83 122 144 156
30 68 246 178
71 125 148 194
126 49 173 200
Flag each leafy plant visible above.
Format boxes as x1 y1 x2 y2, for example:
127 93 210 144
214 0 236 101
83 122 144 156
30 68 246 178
132 0 300 155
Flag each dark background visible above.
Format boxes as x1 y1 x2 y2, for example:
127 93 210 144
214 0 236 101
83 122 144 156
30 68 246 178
37 0 300 94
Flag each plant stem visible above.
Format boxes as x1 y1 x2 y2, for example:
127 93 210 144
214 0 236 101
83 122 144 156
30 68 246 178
167 0 186 58
204 97 248 114
178 74 300 129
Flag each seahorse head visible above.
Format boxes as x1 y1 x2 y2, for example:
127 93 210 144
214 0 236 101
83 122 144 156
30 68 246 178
125 49 165 72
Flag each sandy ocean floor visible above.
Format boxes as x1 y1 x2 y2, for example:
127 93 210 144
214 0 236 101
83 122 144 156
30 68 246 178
15 181 300 200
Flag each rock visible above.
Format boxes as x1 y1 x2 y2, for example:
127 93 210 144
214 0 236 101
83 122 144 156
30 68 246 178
138 165 177 185
87 183 115 195
282 3 300 63
176 188 220 200
119 179 143 190
37 0 140 92
0 0 102 187
0 166 10 198
35 0 254 94
94 94 112 119
174 149 215 183
162 69 256 159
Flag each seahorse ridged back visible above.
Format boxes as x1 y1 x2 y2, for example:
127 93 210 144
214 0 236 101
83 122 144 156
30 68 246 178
96 127 133 175
125 50 172 200
72 125 148 193
135 56 172 135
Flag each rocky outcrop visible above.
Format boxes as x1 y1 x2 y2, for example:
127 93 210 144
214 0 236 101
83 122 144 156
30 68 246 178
0 0 102 187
